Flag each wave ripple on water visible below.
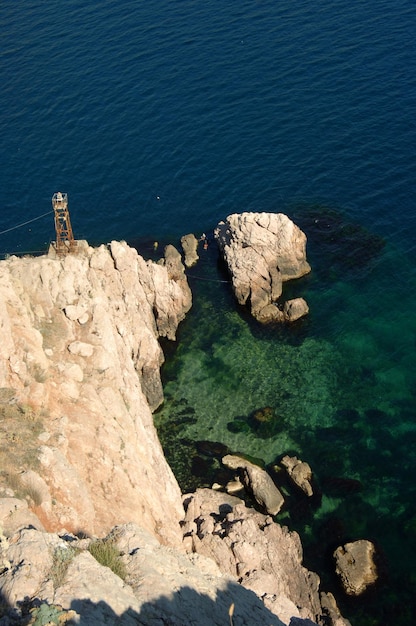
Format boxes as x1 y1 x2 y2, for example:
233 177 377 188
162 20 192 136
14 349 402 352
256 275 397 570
2 1 416 623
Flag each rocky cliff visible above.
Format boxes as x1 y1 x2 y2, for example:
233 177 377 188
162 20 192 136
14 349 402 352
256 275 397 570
0 240 190 545
0 239 350 626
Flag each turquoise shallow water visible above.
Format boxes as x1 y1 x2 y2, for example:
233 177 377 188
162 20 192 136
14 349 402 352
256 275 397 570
155 206 416 624
2 0 416 623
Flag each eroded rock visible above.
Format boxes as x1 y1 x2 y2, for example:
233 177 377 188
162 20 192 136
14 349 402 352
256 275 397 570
214 212 311 323
222 454 284 515
281 455 314 497
181 233 199 267
334 539 378 595
0 241 190 544
183 489 349 626
0 519 297 626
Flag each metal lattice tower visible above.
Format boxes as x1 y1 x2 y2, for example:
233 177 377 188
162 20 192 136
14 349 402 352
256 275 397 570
52 192 75 255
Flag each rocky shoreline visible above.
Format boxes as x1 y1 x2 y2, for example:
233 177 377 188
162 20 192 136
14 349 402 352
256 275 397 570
0 216 375 624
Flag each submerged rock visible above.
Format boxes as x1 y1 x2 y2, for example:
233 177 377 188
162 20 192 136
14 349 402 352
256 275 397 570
214 212 311 323
321 476 363 498
196 440 230 458
294 206 386 277
252 406 275 423
249 406 283 439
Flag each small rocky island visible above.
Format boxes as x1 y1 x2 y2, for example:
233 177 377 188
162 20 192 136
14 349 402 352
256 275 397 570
215 212 311 323
0 220 375 625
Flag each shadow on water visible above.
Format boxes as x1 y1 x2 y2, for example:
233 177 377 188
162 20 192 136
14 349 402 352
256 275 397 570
0 582 288 626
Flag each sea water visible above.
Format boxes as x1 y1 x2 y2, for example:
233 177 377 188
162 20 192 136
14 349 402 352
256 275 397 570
1 1 416 623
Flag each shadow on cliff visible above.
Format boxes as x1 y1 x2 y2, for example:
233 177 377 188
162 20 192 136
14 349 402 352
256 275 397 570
0 583 295 626
68 582 290 626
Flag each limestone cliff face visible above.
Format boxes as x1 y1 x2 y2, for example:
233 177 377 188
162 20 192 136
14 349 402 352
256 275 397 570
0 241 191 545
0 237 352 626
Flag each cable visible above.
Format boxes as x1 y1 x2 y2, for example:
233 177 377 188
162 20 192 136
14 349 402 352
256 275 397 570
0 210 53 236
186 273 230 284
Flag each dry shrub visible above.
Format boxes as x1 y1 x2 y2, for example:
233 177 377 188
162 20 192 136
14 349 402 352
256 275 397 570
88 539 127 580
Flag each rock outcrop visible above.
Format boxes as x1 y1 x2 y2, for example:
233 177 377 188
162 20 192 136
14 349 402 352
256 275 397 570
281 455 314 497
0 240 191 544
214 212 311 323
222 454 285 515
0 512 337 626
334 539 378 595
180 233 199 267
182 489 351 626
0 240 351 626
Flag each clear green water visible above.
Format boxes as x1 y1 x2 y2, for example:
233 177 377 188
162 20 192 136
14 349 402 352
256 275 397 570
154 208 416 625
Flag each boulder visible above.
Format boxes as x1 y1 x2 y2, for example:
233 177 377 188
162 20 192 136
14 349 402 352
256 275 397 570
281 455 314 497
222 454 284 515
333 539 378 595
181 233 199 267
283 298 310 322
214 212 311 323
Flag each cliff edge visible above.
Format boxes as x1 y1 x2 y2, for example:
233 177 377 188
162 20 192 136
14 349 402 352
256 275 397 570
0 239 350 626
0 240 191 545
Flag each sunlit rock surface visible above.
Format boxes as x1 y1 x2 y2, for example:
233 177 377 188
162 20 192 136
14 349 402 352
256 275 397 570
214 212 310 323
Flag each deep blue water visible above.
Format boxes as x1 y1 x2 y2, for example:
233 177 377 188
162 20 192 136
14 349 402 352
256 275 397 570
2 1 416 623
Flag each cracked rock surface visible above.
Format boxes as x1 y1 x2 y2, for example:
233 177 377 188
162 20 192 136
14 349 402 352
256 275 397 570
214 212 311 323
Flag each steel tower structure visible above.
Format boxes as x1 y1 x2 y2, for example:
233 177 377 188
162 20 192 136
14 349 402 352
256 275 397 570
52 192 75 254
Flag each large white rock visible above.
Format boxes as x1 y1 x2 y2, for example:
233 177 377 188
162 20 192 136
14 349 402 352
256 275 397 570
214 213 311 323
